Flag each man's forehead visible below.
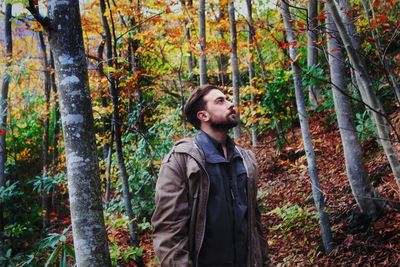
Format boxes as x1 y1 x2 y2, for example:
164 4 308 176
204 89 226 100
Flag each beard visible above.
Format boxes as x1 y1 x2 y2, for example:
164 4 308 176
209 113 239 130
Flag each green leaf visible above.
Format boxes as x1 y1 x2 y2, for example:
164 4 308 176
45 245 61 267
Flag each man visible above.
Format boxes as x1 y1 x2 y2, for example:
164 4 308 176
152 84 268 267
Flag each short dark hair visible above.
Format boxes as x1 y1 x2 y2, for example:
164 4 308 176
184 84 220 129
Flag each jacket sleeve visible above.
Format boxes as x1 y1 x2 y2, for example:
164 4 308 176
249 150 270 266
151 151 192 267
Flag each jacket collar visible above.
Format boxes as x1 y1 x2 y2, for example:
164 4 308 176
195 131 237 163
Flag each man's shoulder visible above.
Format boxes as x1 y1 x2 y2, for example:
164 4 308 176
235 145 257 161
162 137 203 163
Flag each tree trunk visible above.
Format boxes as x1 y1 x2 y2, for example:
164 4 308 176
50 52 60 171
360 0 400 102
180 0 194 74
280 0 333 252
327 0 400 190
246 0 257 146
307 0 320 110
0 3 12 249
211 2 229 87
326 8 385 219
38 32 51 230
199 0 207 85
46 1 111 265
228 2 241 140
49 51 60 211
99 1 145 265
105 129 113 206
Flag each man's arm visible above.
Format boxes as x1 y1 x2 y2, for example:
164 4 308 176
151 152 192 267
249 150 270 266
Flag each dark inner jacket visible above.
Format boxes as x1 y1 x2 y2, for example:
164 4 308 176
151 135 269 267
195 131 248 266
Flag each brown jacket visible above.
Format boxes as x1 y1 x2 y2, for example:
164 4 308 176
151 138 268 267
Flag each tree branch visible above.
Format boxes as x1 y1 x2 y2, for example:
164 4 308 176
26 0 50 30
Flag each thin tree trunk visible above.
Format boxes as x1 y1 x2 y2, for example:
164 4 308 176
326 8 385 219
105 128 114 206
327 0 400 190
38 31 51 230
44 0 112 265
199 0 207 85
99 1 144 265
49 51 60 211
307 0 320 110
50 52 60 171
246 0 257 146
228 2 241 139
180 0 194 74
280 0 333 252
0 3 12 249
360 0 400 102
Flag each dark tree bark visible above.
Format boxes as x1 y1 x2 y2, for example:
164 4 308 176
49 51 61 211
0 3 12 249
326 8 385 219
228 2 241 139
27 0 112 265
280 0 333 252
38 31 51 230
99 1 145 266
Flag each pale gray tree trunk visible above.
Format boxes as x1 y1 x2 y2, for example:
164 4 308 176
327 0 400 190
199 0 207 85
246 0 257 146
44 1 112 265
280 0 333 252
228 2 241 139
0 3 12 249
326 9 385 219
307 0 320 110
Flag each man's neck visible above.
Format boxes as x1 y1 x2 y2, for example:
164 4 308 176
200 127 229 157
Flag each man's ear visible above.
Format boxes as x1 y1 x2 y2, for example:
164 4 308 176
197 110 209 123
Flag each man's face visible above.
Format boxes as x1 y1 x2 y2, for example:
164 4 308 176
197 89 238 129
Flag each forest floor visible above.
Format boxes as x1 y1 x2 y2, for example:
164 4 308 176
137 104 400 266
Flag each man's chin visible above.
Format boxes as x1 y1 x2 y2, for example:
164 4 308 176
211 120 238 130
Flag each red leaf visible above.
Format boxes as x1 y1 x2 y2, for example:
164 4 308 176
371 19 378 27
316 10 327 21
372 0 380 8
0 129 6 136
